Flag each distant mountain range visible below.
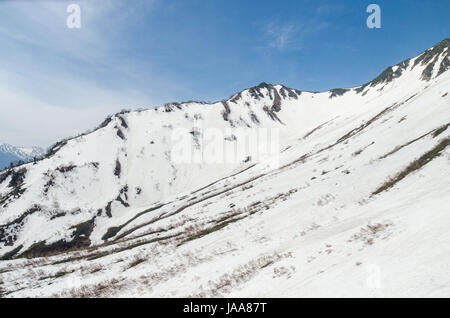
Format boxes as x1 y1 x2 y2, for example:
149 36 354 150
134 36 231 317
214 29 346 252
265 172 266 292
0 143 44 170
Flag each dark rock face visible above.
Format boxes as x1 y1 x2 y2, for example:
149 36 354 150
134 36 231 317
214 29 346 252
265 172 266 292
272 88 282 112
415 38 450 79
355 39 450 94
329 88 350 99
356 60 411 93
0 205 40 248
221 101 231 121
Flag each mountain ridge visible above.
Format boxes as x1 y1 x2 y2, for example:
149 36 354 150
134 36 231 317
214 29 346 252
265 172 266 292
3 38 448 173
1 38 448 256
161 38 450 109
0 39 449 297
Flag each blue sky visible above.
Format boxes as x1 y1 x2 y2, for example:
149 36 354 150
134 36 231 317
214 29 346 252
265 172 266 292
0 0 449 147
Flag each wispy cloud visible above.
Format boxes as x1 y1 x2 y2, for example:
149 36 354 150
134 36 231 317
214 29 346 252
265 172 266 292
266 22 299 50
0 0 187 147
315 4 345 16
0 68 151 147
263 19 330 51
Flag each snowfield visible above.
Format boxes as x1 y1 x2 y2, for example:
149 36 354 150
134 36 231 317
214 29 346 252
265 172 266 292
0 39 449 298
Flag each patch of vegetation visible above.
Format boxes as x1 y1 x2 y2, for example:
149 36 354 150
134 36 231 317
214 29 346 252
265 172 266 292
56 164 77 173
352 142 374 157
0 205 40 247
349 222 393 246
229 92 242 104
118 116 128 129
114 159 121 178
89 233 181 261
221 101 231 121
18 218 95 259
127 256 146 269
91 162 100 169
102 203 165 241
398 116 407 123
179 215 246 246
379 123 449 160
438 56 450 77
329 88 349 98
356 59 410 93
272 88 282 112
335 104 396 144
98 116 113 129
116 128 126 140
0 169 12 185
249 112 260 124
0 245 23 261
373 137 450 195
263 106 284 124
371 67 398 86
39 270 74 280
45 140 68 158
256 82 271 89
415 38 449 67
8 168 27 188
116 186 130 208
414 39 450 79
49 212 67 220
43 175 55 194
190 252 290 297
421 57 438 81
248 86 265 99
71 218 96 239
432 123 449 138
102 226 121 241
180 190 297 246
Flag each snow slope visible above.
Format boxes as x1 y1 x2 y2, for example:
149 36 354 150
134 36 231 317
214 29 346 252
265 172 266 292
0 39 449 297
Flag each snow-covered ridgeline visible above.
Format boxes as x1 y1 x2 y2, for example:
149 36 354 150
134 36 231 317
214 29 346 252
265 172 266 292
0 39 449 298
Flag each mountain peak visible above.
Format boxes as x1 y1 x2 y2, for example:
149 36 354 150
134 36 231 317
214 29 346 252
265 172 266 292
353 38 450 94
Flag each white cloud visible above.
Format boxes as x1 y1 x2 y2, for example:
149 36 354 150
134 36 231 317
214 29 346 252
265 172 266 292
264 20 330 51
0 69 151 147
0 0 168 147
266 22 299 50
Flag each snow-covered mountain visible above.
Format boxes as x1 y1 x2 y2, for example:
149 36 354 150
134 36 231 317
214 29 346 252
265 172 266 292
0 143 44 171
0 39 449 297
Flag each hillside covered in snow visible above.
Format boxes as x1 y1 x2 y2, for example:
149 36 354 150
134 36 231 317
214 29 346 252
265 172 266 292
0 39 449 298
